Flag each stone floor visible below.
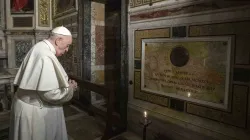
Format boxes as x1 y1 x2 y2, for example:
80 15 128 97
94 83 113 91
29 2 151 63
0 104 141 140
65 105 105 140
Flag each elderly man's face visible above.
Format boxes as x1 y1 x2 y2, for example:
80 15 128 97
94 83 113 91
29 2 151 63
55 36 72 56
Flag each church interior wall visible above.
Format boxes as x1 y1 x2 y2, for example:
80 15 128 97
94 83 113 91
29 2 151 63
128 0 250 140
52 0 109 105
90 0 123 107
0 0 53 112
4 0 51 69
90 1 106 105
52 0 83 102
52 0 80 77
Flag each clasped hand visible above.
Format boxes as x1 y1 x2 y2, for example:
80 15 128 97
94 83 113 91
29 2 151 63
69 79 78 91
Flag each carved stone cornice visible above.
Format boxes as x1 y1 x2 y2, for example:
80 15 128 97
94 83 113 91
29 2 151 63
4 30 35 36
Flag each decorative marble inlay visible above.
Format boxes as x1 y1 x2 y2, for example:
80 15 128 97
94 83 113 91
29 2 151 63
189 21 250 65
134 60 141 69
38 0 50 27
95 25 105 65
52 0 57 17
187 85 248 128
59 38 81 77
91 70 105 84
90 1 106 103
172 26 186 37
90 1 106 92
13 17 33 27
189 21 250 37
134 28 170 58
130 1 250 20
92 2 105 21
15 40 33 67
134 71 169 106
235 34 250 65
233 68 250 82
0 39 5 58
130 2 220 21
59 40 73 73
130 0 165 8
62 38 80 76
133 22 250 127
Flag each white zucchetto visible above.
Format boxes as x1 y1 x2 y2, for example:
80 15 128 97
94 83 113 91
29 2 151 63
51 26 72 36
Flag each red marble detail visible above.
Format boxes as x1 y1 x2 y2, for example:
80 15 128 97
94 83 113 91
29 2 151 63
130 2 244 21
95 25 105 65
130 10 169 21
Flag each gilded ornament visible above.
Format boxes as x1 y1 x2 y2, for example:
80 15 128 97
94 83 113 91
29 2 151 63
39 0 50 27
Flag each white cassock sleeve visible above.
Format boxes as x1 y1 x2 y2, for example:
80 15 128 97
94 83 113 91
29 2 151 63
37 87 74 105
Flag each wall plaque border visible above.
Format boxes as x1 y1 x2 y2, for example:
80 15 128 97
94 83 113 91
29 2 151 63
134 28 170 59
134 71 169 107
130 0 165 8
141 37 232 110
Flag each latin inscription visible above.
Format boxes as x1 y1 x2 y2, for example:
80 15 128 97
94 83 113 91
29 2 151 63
141 38 231 109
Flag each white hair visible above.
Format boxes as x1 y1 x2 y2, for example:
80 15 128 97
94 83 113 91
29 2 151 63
48 32 69 40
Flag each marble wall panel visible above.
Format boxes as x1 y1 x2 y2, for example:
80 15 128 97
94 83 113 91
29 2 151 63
134 28 170 59
59 38 81 77
189 21 250 65
129 0 165 8
130 1 250 21
95 25 105 65
38 0 50 27
53 0 80 77
187 85 248 128
91 70 105 84
91 2 105 21
134 71 169 106
130 2 217 21
15 40 33 67
133 20 250 128
90 2 106 104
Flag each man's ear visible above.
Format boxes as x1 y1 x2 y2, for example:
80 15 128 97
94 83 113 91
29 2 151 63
55 37 62 46
54 38 59 46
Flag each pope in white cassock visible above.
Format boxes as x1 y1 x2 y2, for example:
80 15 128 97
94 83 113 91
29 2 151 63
9 26 78 140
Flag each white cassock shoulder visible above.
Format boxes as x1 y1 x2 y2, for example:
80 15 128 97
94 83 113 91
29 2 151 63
14 54 69 91
38 56 69 91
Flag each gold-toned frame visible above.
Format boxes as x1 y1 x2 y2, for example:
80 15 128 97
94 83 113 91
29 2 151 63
134 28 170 106
38 0 51 27
140 37 232 110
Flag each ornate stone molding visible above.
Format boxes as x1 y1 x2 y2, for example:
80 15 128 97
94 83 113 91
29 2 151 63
38 0 51 27
5 31 35 36
129 0 165 8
